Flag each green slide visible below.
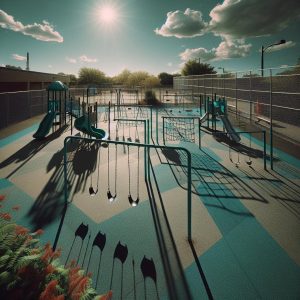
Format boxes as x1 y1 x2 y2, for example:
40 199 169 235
220 115 241 143
33 111 56 139
74 115 108 140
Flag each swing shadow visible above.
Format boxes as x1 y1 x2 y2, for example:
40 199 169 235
160 147 268 205
85 231 107 289
238 167 300 219
65 223 89 266
213 131 264 159
105 241 128 300
141 256 159 300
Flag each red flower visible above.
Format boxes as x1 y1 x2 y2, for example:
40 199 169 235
0 212 11 220
0 195 5 201
99 291 113 300
41 243 53 262
34 229 44 235
15 225 29 235
39 280 59 300
12 205 20 211
45 264 55 275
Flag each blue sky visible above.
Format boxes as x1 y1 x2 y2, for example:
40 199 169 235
0 0 300 76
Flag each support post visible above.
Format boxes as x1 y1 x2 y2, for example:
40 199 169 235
269 69 273 170
263 130 267 170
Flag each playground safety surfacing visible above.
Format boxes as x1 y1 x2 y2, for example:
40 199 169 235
0 108 300 300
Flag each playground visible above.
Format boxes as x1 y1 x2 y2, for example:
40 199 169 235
0 82 300 299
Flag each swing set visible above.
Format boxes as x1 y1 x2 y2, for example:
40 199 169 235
226 130 267 169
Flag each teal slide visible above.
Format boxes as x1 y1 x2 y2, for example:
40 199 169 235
220 115 241 143
74 115 108 140
33 111 56 139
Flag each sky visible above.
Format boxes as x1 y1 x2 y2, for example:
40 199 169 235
0 0 300 77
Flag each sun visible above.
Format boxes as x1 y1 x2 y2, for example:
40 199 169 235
98 4 118 24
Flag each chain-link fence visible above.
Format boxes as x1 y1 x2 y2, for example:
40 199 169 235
174 66 300 167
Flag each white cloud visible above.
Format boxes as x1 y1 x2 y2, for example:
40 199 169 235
264 40 296 52
180 47 216 62
209 0 300 38
66 56 77 64
167 62 173 67
48 64 53 68
0 64 5 67
155 8 207 38
215 39 251 59
79 55 98 63
180 39 251 63
0 9 63 42
12 53 26 61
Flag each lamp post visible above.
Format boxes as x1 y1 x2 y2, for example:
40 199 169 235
261 39 286 77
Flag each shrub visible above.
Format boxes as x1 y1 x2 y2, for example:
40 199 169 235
0 196 112 300
143 90 161 106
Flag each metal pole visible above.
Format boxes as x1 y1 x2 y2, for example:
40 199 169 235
187 150 192 241
263 130 267 170
108 101 111 138
162 117 165 145
150 106 153 141
198 118 201 149
156 108 159 144
261 46 264 77
269 69 273 170
235 72 237 116
249 71 252 121
144 120 147 178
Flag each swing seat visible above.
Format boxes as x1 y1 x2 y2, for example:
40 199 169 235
107 191 117 202
128 195 139 207
89 186 98 196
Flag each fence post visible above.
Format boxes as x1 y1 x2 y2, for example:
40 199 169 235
269 69 273 170
249 71 252 121
235 72 238 115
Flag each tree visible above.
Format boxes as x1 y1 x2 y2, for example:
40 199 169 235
5 65 22 70
69 74 78 86
126 71 149 87
78 67 108 85
112 69 131 85
112 70 160 88
158 72 174 86
142 76 160 88
181 60 216 76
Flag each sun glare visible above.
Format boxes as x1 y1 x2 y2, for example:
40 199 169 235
99 5 118 24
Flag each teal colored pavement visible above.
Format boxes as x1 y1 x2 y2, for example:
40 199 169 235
0 123 39 148
150 139 300 299
1 109 300 299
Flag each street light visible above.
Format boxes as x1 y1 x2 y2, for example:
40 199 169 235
261 39 286 76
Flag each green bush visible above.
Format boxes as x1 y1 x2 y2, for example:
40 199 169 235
0 195 112 300
143 90 161 106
